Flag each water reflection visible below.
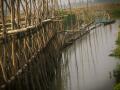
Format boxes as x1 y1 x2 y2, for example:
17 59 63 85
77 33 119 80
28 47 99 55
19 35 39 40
52 21 120 90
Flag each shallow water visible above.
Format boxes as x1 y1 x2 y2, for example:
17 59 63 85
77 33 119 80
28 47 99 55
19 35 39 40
52 21 120 90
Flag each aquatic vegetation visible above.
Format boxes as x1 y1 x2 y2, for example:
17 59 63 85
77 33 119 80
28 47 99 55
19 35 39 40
112 27 120 90
114 64 120 83
113 60 120 90
116 32 120 45
114 83 120 90
110 46 120 58
110 32 120 57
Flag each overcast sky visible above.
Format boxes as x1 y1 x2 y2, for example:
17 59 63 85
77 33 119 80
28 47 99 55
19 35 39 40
59 0 120 7
60 0 120 4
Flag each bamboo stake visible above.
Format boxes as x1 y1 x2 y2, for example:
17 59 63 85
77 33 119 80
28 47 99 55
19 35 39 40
59 0 62 9
11 0 16 72
46 0 49 18
20 0 26 14
0 0 7 82
68 0 72 12
4 0 11 13
33 0 37 24
25 0 28 27
16 0 20 28
29 0 32 25
51 0 54 18
36 0 40 24
11 0 15 30
42 0 45 19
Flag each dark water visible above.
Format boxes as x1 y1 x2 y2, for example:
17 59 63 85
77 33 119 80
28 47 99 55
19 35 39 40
52 21 120 90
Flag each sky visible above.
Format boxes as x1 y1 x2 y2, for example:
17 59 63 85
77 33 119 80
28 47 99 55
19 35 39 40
60 0 120 4
95 0 120 3
59 0 120 7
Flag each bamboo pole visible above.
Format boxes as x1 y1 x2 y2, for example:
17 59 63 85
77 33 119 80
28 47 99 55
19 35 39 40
34 0 38 24
11 0 15 30
29 0 32 25
42 0 45 19
11 0 16 72
4 0 11 13
68 0 72 12
0 0 7 82
20 0 26 14
51 0 54 18
59 0 62 9
46 0 49 18
16 0 20 28
36 0 40 24
25 0 28 27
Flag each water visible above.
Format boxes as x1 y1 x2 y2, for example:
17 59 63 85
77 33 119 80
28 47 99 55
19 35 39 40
52 21 120 90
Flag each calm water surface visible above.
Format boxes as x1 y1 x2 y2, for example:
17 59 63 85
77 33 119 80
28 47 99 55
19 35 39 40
52 21 120 90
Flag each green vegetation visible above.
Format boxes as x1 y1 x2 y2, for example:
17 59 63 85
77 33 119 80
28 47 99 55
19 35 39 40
111 26 120 90
113 65 120 90
110 32 120 58
110 9 120 18
58 10 77 30
63 14 76 30
114 64 120 83
114 83 120 90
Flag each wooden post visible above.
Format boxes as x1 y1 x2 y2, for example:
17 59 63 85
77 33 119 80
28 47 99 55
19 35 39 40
0 0 7 82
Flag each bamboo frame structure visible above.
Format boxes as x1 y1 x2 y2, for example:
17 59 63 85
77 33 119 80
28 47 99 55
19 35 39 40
0 0 100 89
0 0 66 87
